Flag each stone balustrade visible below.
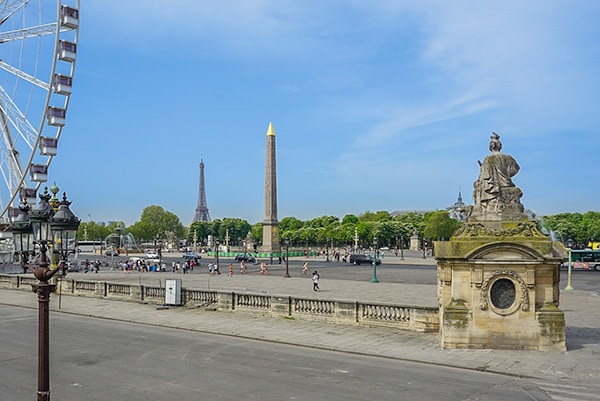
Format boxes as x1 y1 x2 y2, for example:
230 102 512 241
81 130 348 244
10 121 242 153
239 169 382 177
0 273 438 333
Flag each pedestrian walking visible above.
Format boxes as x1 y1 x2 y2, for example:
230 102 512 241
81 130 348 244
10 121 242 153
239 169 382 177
302 261 309 275
312 271 320 292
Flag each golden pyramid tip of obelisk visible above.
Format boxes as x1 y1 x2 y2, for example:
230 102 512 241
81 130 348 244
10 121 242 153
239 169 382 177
266 122 275 136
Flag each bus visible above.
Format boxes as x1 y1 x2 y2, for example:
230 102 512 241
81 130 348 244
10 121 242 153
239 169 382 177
76 240 105 254
568 250 600 271
587 241 600 250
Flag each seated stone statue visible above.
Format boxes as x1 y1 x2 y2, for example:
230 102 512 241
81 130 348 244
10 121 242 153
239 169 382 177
469 133 525 221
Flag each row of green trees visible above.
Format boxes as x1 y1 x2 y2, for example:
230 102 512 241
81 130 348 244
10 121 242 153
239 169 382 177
274 211 459 249
76 204 600 251
541 212 600 247
189 211 444 249
77 206 459 251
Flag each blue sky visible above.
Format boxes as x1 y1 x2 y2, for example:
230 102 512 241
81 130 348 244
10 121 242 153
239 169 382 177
47 1 600 226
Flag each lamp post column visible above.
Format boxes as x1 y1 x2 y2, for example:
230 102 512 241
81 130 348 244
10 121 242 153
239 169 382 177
215 240 220 271
31 244 57 401
284 239 290 278
34 279 54 401
565 248 574 291
400 236 404 260
371 237 379 283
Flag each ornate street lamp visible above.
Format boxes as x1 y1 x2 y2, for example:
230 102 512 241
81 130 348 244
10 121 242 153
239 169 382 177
284 238 290 278
371 237 379 283
8 187 80 401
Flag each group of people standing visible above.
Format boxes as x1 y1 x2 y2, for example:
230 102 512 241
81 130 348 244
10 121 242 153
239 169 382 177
170 260 196 274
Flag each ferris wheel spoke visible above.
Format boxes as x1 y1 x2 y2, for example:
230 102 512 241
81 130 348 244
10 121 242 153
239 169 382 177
0 60 50 90
0 85 38 149
0 1 27 27
0 140 24 208
0 107 23 165
0 151 21 191
0 23 57 43
0 107 26 198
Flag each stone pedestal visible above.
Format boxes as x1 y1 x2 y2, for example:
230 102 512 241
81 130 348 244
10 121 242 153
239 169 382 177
435 221 567 351
409 233 421 251
262 221 281 253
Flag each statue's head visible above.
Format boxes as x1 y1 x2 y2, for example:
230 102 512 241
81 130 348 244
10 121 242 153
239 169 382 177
489 132 502 152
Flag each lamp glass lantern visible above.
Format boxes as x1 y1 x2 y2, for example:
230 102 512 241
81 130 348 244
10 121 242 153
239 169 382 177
49 193 81 260
29 188 54 245
10 203 34 254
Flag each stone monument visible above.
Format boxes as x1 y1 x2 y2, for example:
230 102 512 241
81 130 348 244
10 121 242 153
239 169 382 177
434 133 567 351
409 228 421 251
261 122 281 253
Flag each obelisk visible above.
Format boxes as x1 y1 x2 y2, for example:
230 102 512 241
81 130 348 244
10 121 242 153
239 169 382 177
262 122 280 253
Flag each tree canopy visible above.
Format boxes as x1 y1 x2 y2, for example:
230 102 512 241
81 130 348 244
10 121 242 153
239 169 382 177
128 205 185 242
75 202 600 251
423 211 460 240
542 211 600 247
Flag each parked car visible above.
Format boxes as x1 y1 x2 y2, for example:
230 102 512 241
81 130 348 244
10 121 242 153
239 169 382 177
66 261 80 272
182 252 202 263
349 254 381 265
235 253 256 263
146 251 159 259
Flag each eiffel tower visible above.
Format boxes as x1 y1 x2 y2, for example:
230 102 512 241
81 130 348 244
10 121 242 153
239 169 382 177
193 159 210 222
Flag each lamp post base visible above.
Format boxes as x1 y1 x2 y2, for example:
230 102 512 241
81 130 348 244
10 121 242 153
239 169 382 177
32 282 55 401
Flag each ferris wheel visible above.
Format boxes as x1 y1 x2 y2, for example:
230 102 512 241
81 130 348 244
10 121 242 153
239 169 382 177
0 0 79 220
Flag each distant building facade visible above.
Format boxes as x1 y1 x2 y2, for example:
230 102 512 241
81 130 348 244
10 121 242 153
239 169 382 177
446 191 469 222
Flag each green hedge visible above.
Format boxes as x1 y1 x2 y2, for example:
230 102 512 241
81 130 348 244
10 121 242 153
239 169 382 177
207 250 318 258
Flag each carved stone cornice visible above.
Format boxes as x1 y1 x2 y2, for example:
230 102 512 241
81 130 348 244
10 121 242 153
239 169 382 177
453 221 546 239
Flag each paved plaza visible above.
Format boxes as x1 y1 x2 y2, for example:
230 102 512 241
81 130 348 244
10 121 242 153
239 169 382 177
2 252 600 391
